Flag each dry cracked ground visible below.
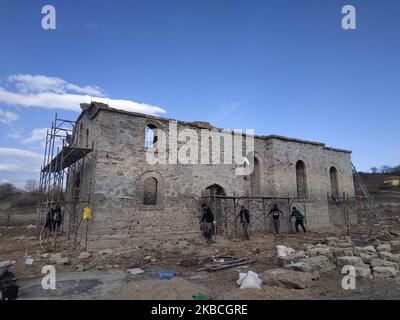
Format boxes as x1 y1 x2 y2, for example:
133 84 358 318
2 217 400 300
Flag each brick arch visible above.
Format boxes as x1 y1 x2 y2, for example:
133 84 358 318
137 171 165 206
248 151 264 196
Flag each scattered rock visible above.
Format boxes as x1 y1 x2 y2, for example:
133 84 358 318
325 237 339 246
127 268 145 275
337 256 367 267
370 258 398 269
78 252 92 261
354 266 372 279
332 247 354 258
262 268 319 289
376 244 391 253
372 266 397 278
334 241 354 248
285 256 336 273
354 246 377 255
98 249 113 256
379 252 394 261
307 246 333 259
278 251 307 267
359 252 379 264
392 254 400 263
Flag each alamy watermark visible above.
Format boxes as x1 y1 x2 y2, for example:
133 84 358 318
145 121 255 176
341 265 357 290
41 5 56 30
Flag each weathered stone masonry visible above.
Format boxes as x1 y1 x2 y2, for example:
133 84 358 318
65 102 355 250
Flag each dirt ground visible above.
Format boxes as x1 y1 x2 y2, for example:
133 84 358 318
1 223 400 300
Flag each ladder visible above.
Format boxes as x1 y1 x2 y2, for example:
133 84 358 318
352 163 384 225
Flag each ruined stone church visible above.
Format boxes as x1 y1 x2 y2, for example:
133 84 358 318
65 102 355 250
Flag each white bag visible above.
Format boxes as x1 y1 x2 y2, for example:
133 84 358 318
276 245 296 258
236 271 262 289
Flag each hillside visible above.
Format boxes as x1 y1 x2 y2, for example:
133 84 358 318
355 173 400 216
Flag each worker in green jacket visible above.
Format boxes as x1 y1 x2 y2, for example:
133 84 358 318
291 207 306 233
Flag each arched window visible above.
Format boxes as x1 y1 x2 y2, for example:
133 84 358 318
143 177 158 205
145 124 158 148
250 157 261 195
296 160 307 198
330 167 339 196
78 123 83 146
85 129 89 148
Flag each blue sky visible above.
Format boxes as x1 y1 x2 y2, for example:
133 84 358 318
0 0 399 187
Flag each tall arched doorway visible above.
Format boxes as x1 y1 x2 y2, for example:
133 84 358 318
202 184 226 233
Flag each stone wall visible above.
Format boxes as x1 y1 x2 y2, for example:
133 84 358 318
64 103 356 250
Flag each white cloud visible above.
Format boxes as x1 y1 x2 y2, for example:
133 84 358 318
21 128 48 145
0 147 43 187
0 74 166 116
8 74 104 96
0 109 19 125
396 150 400 155
0 164 20 172
0 147 43 160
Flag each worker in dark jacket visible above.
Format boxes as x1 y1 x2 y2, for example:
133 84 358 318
201 203 215 245
291 207 306 233
44 206 56 232
267 204 284 236
238 206 251 240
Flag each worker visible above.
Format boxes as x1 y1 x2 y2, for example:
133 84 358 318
238 205 251 240
291 207 307 233
200 203 215 245
44 206 55 233
267 204 284 236
54 204 62 231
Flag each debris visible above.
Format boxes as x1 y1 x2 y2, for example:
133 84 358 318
98 249 113 256
78 252 92 261
24 256 34 266
376 244 391 253
276 245 295 258
236 271 262 289
188 272 209 280
379 252 394 261
307 246 333 259
262 268 319 289
157 271 176 280
285 256 336 273
143 255 152 262
359 252 379 264
197 256 253 272
0 261 15 278
50 253 68 265
192 293 207 300
26 224 37 230
127 268 145 275
372 266 397 278
354 266 372 279
337 256 367 267
370 258 398 269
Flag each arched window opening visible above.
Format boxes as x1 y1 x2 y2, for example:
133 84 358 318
330 167 339 196
296 160 308 198
86 129 89 148
250 157 261 195
78 123 83 146
145 124 158 148
143 177 158 205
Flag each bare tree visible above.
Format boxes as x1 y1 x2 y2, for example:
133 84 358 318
0 183 16 201
370 167 378 173
380 165 392 174
25 179 38 193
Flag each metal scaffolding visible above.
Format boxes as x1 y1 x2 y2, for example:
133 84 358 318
36 113 92 249
200 193 309 237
